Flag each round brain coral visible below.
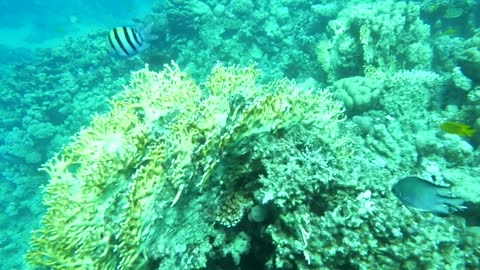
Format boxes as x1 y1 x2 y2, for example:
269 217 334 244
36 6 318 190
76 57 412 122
328 76 382 116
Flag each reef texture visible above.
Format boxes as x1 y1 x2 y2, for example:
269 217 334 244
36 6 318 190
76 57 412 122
316 0 432 82
25 61 480 269
0 32 139 270
10 0 480 269
328 76 382 116
25 63 345 269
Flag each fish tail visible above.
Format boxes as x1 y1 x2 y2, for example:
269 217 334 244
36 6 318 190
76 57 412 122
465 128 476 137
442 197 466 211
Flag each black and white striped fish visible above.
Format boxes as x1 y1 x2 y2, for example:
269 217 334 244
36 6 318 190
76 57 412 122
107 23 157 58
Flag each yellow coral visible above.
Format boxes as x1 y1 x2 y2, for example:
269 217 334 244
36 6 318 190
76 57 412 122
25 62 345 269
315 39 333 77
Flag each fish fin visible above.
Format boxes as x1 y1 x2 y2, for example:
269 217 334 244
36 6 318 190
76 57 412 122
132 18 143 24
431 204 452 215
141 22 159 41
137 42 151 52
436 187 452 197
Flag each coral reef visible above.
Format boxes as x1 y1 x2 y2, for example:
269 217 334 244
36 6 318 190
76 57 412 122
25 59 480 269
259 138 476 269
420 0 476 30
152 0 325 81
4 0 480 269
460 31 480 83
25 62 345 269
328 76 382 116
0 31 142 269
443 167 480 203
381 69 443 118
316 0 432 82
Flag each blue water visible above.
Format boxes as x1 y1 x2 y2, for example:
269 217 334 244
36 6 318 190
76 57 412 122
0 0 155 59
1 0 480 269
0 1 156 269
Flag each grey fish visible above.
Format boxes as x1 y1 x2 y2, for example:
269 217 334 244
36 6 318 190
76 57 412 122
391 176 465 215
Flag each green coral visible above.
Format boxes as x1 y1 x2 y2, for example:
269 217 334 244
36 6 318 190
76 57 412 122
25 62 344 269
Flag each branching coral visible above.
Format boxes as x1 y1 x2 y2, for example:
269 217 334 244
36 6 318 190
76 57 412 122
25 62 345 269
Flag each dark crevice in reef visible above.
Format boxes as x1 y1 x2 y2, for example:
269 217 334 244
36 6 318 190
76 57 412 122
205 204 278 270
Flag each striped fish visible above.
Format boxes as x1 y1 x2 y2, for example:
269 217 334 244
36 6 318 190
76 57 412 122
108 23 157 58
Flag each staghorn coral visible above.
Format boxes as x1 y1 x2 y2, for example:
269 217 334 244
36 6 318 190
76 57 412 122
25 62 345 269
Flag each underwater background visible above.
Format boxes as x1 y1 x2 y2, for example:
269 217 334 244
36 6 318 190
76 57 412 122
1 0 480 269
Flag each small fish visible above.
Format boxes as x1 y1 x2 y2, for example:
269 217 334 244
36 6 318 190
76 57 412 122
391 176 464 215
443 28 457 36
439 121 475 137
107 23 157 58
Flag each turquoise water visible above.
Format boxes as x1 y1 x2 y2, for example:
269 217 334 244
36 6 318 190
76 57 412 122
1 0 480 269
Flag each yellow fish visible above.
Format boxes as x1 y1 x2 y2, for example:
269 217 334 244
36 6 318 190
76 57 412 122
440 122 476 137
443 28 457 36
